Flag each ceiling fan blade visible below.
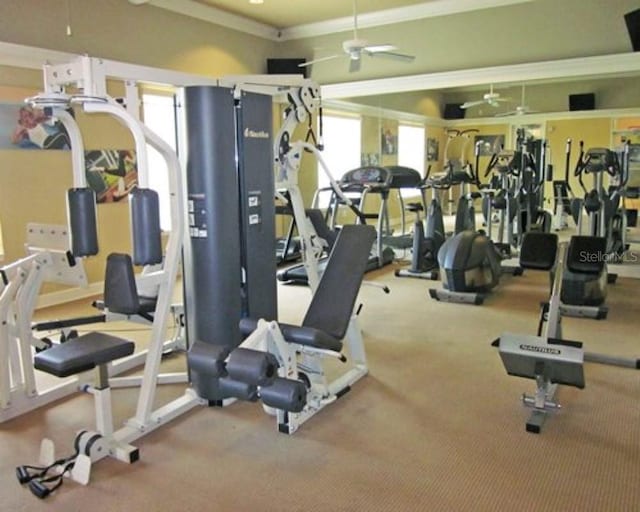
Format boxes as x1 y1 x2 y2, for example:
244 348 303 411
495 106 538 117
298 55 342 67
349 58 361 73
363 44 397 53
461 100 485 109
367 50 415 62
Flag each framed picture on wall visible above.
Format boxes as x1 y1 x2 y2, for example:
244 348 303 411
85 149 138 203
474 134 505 156
426 137 439 161
381 128 397 155
0 102 71 150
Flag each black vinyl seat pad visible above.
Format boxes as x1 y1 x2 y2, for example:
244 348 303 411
567 236 607 275
239 317 343 352
34 332 135 378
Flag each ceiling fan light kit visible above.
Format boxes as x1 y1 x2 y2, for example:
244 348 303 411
495 84 538 117
300 0 415 72
460 84 510 110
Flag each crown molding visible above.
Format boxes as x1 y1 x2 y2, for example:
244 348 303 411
448 107 640 127
279 0 534 41
147 0 280 40
320 52 640 99
136 0 534 42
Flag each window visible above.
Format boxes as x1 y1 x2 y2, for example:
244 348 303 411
316 114 361 207
398 124 425 176
142 93 177 231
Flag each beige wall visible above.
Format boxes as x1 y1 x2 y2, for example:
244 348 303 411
0 0 280 295
279 0 639 84
0 0 278 77
544 117 613 202
348 91 444 119
0 82 135 292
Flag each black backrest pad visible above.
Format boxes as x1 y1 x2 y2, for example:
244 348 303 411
520 232 558 270
104 253 140 315
302 224 376 340
306 208 339 250
567 236 606 274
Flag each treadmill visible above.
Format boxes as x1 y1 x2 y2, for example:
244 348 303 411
275 190 302 265
277 165 422 285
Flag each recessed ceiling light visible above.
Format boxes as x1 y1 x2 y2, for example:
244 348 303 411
249 0 264 4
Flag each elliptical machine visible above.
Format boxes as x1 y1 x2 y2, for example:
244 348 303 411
558 143 630 318
428 229 502 305
573 142 630 259
428 139 502 304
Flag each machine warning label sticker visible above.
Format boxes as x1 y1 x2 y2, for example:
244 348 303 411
188 196 208 238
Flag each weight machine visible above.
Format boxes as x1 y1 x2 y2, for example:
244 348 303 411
184 78 380 433
17 57 379 498
16 56 189 497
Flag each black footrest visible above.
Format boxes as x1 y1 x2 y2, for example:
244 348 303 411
34 332 135 378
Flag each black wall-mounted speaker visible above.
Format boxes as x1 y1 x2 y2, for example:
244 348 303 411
625 9 640 51
266 58 307 78
443 103 466 119
569 93 595 111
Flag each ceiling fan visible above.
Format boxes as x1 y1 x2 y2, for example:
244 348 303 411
460 84 510 110
299 0 415 73
496 85 538 117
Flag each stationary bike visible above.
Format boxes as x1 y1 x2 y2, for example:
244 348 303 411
395 166 446 280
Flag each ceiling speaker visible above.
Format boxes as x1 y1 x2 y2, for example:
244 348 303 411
443 103 466 120
569 93 595 111
625 9 640 51
266 59 307 78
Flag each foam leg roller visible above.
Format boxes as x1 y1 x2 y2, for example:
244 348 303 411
226 348 278 386
130 187 162 266
187 342 230 377
260 377 307 413
218 377 258 402
67 188 98 257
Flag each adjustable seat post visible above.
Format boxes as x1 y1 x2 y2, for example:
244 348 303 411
91 364 114 436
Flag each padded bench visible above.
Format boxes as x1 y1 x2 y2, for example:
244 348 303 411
241 224 376 354
34 332 135 378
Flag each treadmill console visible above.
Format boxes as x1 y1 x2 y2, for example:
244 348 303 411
584 148 619 175
341 166 391 187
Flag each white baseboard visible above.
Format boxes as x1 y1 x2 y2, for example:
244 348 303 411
36 281 104 310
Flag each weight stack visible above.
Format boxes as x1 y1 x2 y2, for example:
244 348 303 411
183 85 277 400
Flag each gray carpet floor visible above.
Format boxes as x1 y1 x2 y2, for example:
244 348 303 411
0 258 638 511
